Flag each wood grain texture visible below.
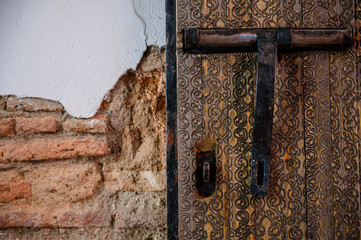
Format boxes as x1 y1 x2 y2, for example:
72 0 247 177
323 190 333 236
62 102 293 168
176 0 361 239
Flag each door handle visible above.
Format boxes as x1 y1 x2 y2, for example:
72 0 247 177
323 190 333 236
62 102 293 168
184 27 353 197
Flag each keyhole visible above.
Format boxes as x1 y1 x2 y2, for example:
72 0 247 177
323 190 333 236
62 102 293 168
257 160 264 186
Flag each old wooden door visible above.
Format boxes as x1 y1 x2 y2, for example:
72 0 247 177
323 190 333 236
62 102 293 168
167 0 361 239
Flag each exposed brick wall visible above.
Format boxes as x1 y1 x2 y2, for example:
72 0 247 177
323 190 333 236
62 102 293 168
0 47 166 239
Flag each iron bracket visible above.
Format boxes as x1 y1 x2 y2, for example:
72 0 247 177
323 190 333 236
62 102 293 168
183 27 353 197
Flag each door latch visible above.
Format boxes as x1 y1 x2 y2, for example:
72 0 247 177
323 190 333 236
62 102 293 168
196 150 216 197
183 27 353 197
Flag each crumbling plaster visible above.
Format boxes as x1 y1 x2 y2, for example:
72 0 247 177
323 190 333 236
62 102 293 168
0 0 165 118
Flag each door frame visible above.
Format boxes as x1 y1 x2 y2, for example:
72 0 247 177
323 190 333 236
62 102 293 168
166 0 178 239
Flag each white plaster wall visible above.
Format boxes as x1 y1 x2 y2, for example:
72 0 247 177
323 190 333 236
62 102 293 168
0 0 165 118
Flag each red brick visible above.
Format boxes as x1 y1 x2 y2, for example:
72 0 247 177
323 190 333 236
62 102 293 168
6 96 64 112
27 163 102 203
0 169 24 183
56 210 111 227
0 182 32 202
0 119 15 136
0 209 111 228
16 116 58 135
0 136 109 162
63 115 108 133
0 210 43 228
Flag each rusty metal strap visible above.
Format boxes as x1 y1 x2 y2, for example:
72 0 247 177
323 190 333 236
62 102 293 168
183 27 353 197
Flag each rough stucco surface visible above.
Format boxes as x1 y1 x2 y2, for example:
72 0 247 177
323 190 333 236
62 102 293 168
0 0 165 118
0 47 167 239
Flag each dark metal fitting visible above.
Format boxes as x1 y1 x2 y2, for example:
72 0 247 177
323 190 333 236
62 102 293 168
183 28 198 52
183 27 353 198
278 27 291 49
183 27 353 53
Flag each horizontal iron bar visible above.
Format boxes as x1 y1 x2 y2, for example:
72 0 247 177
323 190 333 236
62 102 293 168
198 32 258 48
183 27 353 53
291 29 352 48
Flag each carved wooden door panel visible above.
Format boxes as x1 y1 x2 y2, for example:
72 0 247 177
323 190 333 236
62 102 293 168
173 1 361 239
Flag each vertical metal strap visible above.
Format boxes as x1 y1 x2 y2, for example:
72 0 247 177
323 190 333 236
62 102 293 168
166 0 178 239
250 40 277 197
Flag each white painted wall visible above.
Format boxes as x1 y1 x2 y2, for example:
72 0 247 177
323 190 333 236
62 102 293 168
0 0 165 118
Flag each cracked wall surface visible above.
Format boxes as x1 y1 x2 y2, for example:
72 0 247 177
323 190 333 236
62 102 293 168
0 46 166 239
0 0 165 118
133 0 165 46
0 1 167 239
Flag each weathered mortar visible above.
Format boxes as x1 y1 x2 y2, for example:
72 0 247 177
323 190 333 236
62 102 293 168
0 46 166 239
